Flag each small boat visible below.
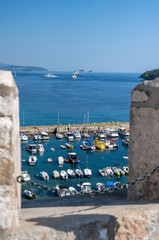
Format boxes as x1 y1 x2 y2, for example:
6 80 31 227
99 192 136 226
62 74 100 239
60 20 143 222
40 171 49 181
96 183 105 191
113 167 125 176
55 185 71 197
67 169 76 178
84 168 92 178
106 181 114 189
72 74 77 79
28 155 37 166
67 152 78 164
43 73 57 78
57 156 64 165
73 130 81 138
104 167 114 176
60 170 68 180
94 131 106 139
104 128 119 138
105 140 118 149
60 145 66 149
118 127 130 136
24 189 37 199
37 144 44 152
21 171 31 182
40 132 49 140
64 132 74 141
33 134 42 141
20 133 28 141
123 166 129 174
123 156 128 159
93 139 105 150
80 182 92 194
82 141 96 150
81 132 89 138
68 186 79 195
51 148 55 151
52 170 60 179
47 158 53 163
65 143 73 149
122 139 129 146
99 169 108 177
75 169 84 178
56 133 63 139
26 144 37 153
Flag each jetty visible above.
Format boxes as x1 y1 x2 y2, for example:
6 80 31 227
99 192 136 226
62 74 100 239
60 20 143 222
20 121 129 135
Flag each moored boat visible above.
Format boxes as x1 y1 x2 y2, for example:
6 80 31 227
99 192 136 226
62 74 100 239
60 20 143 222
52 170 60 179
93 139 105 150
65 143 73 149
60 145 66 149
84 168 92 178
24 189 37 199
40 132 49 140
56 133 63 139
26 144 37 153
64 132 74 141
67 152 78 164
37 144 44 152
67 169 76 178
21 171 31 182
40 171 49 181
80 182 92 194
104 167 114 176
55 185 71 197
75 169 84 178
68 186 79 195
81 132 89 138
57 156 64 165
60 170 68 180
123 166 129 174
28 155 37 166
99 169 108 177
82 141 96 150
118 127 130 137
73 130 81 138
96 183 105 191
47 158 53 163
20 133 28 141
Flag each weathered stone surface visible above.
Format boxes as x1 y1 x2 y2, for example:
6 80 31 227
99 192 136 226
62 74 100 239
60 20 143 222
131 90 148 102
0 71 21 233
128 78 159 201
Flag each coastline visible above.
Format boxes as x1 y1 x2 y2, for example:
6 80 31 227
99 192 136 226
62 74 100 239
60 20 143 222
20 121 129 135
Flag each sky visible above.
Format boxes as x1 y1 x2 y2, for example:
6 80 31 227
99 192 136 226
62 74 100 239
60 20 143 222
0 0 159 72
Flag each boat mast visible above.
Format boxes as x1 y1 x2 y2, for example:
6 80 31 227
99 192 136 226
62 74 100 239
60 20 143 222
23 111 25 128
87 111 89 124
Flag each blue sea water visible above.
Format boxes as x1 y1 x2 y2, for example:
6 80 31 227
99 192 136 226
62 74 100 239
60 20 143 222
16 71 140 201
15 72 140 126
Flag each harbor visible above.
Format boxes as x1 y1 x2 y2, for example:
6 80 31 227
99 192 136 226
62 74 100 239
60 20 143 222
21 123 129 200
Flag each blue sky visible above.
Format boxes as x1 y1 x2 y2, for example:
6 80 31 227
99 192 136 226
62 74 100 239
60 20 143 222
0 0 159 72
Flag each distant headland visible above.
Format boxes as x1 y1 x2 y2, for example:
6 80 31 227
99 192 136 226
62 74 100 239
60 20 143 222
0 63 48 72
139 68 159 80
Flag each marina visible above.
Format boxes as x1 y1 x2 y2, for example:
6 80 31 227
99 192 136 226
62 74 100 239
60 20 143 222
21 126 129 201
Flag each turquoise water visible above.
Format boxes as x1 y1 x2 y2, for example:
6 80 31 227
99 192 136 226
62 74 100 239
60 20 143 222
16 71 139 201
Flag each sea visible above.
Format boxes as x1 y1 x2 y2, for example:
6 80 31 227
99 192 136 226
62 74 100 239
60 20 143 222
15 71 140 201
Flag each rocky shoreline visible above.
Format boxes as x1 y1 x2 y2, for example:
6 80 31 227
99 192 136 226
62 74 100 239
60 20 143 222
20 121 129 135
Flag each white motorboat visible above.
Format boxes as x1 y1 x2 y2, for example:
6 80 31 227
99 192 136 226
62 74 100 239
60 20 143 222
33 134 42 141
64 132 74 141
99 169 108 177
105 128 119 138
82 141 96 150
43 73 57 78
52 170 60 179
75 169 84 178
47 158 53 163
84 168 92 178
123 166 129 174
40 132 49 140
28 155 37 166
55 185 71 197
81 132 89 138
104 140 118 149
65 143 73 149
60 145 66 149
40 171 49 181
67 152 78 164
96 183 105 191
72 74 77 79
24 189 36 199
73 70 81 75
56 133 63 139
26 144 37 153
51 148 55 151
123 156 128 159
104 167 114 176
118 127 130 136
80 182 92 194
20 134 28 141
73 130 81 138
60 170 68 180
67 169 76 178
94 131 106 139
68 186 79 195
57 156 64 165
37 144 44 152
21 171 31 182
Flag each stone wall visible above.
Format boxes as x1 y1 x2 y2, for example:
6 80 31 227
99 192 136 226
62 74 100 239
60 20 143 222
0 71 21 237
128 78 159 200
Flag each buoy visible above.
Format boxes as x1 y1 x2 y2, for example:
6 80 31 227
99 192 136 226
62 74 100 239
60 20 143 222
37 174 38 176
40 193 42 195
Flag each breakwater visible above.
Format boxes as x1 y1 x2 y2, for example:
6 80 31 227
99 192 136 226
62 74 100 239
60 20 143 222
20 121 129 135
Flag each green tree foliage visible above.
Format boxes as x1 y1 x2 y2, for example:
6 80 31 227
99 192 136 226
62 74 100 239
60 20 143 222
140 68 159 80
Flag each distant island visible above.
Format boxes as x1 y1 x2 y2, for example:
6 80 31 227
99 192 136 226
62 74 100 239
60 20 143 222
139 68 159 80
0 63 48 72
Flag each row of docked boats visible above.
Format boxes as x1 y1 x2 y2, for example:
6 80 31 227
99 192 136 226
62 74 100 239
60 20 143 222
21 132 49 141
99 166 129 177
26 144 44 153
52 168 92 180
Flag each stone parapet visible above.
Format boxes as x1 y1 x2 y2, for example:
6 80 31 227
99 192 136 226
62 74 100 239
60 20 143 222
128 78 159 200
0 71 21 236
